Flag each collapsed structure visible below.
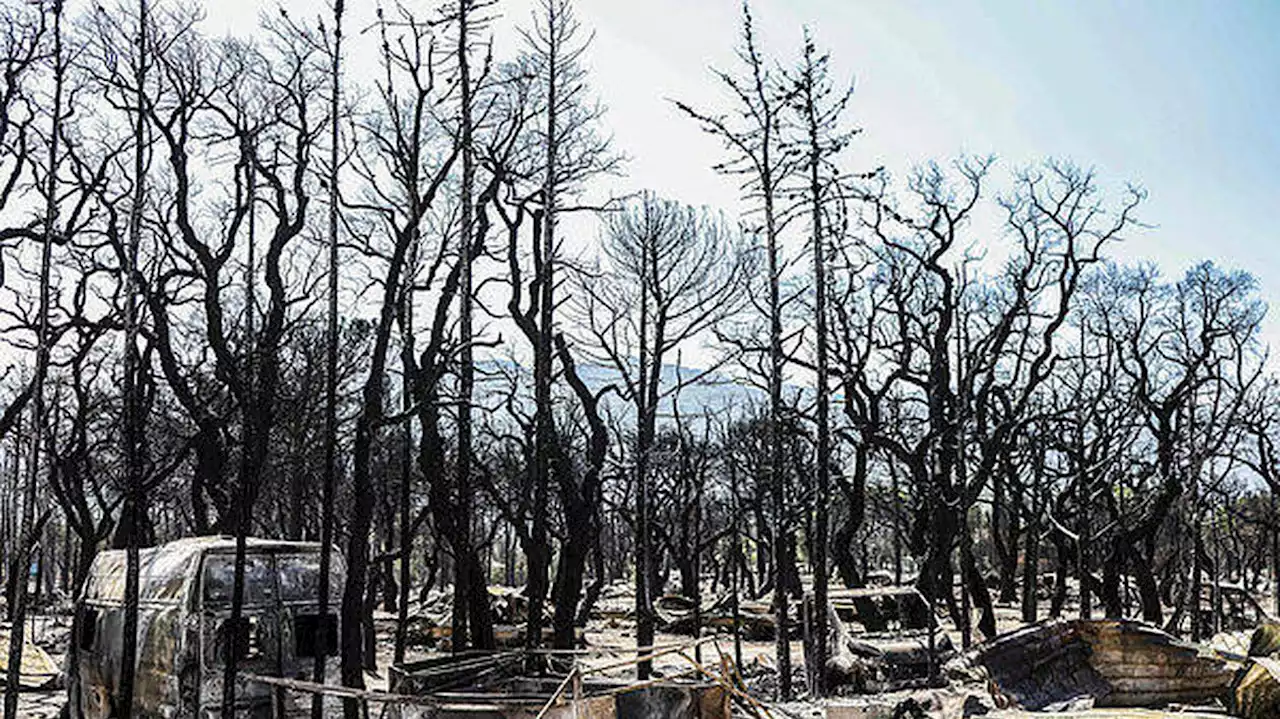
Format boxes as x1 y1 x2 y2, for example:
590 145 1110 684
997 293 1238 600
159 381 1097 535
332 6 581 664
969 619 1237 711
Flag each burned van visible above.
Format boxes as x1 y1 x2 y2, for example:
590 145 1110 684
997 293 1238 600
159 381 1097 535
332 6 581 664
68 536 345 719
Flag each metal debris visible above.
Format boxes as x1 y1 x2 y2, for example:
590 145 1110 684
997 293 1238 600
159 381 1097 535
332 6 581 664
825 586 950 692
972 618 1238 711
384 645 730 719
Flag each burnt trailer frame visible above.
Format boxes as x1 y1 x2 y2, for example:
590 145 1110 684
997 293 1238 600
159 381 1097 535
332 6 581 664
67 536 345 719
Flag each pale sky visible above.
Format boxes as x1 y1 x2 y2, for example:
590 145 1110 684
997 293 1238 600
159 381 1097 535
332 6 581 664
201 0 1280 347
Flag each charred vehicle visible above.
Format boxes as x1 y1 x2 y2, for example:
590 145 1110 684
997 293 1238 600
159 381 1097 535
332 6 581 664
1174 581 1275 640
68 536 344 719
827 585 952 690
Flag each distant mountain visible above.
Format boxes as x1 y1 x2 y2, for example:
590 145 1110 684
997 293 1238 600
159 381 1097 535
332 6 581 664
473 359 764 428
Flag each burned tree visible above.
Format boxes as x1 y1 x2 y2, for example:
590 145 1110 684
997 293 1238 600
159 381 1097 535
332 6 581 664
675 0 797 696
1078 262 1266 628
340 0 486 690
841 159 1142 644
485 0 619 657
523 0 611 657
575 193 748 673
783 26 869 693
4 2 62 715
313 3 344 717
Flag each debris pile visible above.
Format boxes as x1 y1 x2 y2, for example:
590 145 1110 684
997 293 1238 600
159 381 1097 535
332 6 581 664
403 585 582 650
1229 623 1280 718
592 580 635 622
654 593 778 640
389 642 737 719
0 628 60 690
37 544 1280 718
969 618 1237 711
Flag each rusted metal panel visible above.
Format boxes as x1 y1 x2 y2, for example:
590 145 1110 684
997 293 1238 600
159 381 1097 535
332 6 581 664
973 619 1238 711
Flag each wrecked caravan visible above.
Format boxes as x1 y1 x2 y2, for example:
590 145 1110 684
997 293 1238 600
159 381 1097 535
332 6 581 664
68 536 345 719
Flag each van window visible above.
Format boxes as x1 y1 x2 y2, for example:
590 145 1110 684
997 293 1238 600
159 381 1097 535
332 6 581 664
294 613 337 658
278 554 343 602
278 555 321 602
79 608 99 651
204 555 275 605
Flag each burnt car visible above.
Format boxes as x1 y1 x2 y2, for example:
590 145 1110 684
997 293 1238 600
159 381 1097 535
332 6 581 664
1164 581 1274 642
828 585 952 690
68 536 345 719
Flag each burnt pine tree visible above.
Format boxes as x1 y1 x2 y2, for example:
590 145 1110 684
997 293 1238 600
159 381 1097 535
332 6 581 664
516 0 618 657
529 0 562 659
783 27 867 694
339 0 482 703
364 4 454 667
575 193 749 673
316 2 344 718
390 0 501 655
118 0 145 715
447 0 497 654
675 1 796 698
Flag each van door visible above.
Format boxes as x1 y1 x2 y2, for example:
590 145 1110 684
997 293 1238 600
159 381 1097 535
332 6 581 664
198 552 283 719
276 552 342 716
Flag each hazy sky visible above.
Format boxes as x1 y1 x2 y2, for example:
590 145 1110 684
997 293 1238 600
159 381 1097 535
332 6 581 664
206 0 1280 344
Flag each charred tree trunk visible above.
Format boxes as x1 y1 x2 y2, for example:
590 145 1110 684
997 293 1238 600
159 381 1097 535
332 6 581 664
455 0 482 659
1101 534 1124 618
796 31 835 694
960 528 996 639
1134 544 1163 625
1020 491 1040 624
576 544 606 627
393 281 415 664
312 6 343 719
549 334 607 649
115 2 143 716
